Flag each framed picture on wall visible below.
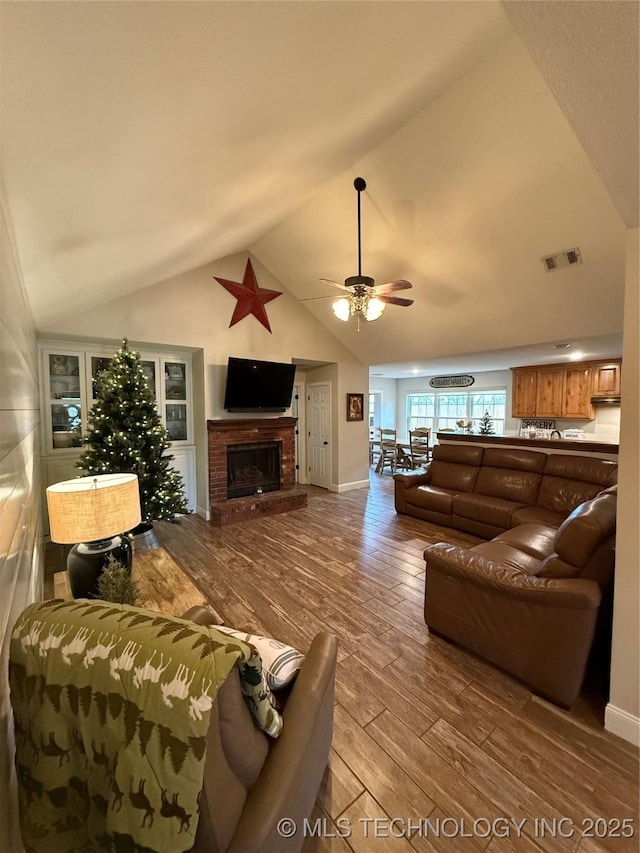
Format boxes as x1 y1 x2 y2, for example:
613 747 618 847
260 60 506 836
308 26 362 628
347 393 364 422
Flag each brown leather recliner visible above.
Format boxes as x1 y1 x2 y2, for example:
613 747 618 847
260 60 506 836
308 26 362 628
185 606 338 853
423 488 617 707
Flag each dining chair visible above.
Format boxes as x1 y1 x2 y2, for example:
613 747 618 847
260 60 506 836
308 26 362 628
378 427 398 474
409 428 431 469
369 428 379 467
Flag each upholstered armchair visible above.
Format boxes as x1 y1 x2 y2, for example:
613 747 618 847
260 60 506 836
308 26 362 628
10 599 338 853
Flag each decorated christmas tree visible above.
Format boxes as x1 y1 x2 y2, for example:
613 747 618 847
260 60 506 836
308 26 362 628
478 410 495 435
78 340 188 524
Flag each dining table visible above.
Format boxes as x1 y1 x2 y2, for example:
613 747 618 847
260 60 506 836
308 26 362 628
369 439 414 473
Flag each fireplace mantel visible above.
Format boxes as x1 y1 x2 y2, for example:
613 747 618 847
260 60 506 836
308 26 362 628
207 417 305 525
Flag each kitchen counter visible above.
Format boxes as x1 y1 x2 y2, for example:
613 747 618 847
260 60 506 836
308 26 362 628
437 432 619 456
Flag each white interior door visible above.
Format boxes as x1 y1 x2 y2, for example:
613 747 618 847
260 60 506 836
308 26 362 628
307 382 331 489
291 383 305 483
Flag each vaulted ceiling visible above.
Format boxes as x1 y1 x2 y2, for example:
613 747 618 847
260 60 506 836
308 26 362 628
1 2 637 373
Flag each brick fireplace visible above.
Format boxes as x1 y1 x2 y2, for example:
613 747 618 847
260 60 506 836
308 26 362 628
207 417 307 526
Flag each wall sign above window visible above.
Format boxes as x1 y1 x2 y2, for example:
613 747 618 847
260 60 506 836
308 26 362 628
429 375 475 389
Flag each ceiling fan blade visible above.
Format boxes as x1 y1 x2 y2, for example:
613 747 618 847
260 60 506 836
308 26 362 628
375 279 413 294
300 295 339 302
319 278 350 291
378 294 414 307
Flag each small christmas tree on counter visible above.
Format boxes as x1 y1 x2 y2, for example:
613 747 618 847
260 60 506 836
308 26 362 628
478 410 495 435
97 554 139 605
78 339 188 524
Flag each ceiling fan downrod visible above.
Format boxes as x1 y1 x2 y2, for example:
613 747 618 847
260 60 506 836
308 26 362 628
354 176 366 279
345 177 375 290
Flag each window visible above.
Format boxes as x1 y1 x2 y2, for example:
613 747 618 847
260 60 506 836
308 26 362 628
469 391 506 434
368 391 382 429
436 394 468 430
406 389 506 435
407 394 435 432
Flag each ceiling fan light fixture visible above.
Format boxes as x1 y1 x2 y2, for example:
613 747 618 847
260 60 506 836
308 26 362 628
365 297 385 321
332 297 351 321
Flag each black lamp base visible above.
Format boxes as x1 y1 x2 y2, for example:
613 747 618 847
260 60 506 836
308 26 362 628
67 535 132 599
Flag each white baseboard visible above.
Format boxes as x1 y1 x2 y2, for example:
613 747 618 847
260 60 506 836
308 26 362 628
333 479 371 493
196 504 210 521
604 702 640 746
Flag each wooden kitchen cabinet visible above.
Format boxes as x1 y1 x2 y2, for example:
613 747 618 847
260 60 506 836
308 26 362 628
592 362 621 397
512 358 622 419
511 369 537 418
535 368 565 418
563 366 594 419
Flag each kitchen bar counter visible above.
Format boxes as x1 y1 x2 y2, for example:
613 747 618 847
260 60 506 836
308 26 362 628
437 432 619 456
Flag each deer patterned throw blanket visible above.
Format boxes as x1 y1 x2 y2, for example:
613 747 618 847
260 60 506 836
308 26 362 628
10 599 283 853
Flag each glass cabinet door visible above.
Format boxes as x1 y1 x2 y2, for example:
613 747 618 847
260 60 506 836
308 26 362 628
90 356 112 399
140 360 157 399
165 403 188 441
164 361 188 442
89 354 158 400
47 352 84 449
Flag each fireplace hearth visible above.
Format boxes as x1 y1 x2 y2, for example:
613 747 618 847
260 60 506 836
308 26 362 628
207 417 307 526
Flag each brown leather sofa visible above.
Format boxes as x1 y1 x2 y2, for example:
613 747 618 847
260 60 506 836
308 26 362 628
393 444 618 707
394 444 618 536
422 488 617 707
186 606 338 853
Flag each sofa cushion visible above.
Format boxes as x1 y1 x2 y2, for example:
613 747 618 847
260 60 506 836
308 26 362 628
429 462 481 493
215 626 304 690
482 447 547 473
471 540 543 575
453 492 525 529
534 455 617 516
432 443 484 466
424 444 482 492
543 454 618 487
512 505 566 528
553 492 618 568
536 477 603 516
492 524 557 561
410 485 458 514
474 467 542 504
534 555 581 579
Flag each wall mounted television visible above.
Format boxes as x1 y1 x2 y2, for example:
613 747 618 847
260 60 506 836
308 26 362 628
224 357 296 413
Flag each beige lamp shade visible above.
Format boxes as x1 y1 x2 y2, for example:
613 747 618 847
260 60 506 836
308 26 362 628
46 473 141 544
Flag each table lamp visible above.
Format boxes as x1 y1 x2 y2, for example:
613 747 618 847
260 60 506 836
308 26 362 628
46 473 142 599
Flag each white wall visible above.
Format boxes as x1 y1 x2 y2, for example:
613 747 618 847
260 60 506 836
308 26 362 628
0 181 42 852
606 227 639 745
369 377 400 432
42 252 370 498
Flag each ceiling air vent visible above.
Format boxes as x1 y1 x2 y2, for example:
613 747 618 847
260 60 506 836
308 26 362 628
542 247 582 272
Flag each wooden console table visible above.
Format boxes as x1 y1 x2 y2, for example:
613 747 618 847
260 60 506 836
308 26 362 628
54 546 223 622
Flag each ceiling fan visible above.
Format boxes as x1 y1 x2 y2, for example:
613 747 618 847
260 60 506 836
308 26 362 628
307 177 414 329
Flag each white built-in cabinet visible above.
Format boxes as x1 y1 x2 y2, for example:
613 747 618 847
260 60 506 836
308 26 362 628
38 339 197 523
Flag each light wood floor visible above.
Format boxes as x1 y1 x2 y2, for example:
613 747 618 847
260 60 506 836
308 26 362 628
146 476 638 851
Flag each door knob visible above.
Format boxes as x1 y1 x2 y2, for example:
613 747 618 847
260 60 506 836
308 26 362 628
323 441 329 445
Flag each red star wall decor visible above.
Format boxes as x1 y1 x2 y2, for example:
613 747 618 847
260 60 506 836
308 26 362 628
214 258 282 333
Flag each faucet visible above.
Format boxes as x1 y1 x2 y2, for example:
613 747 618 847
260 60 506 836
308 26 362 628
550 430 562 439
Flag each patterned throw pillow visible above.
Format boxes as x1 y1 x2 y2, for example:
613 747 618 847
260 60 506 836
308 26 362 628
214 626 304 689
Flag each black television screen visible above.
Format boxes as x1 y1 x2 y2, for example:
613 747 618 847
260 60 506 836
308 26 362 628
224 357 296 412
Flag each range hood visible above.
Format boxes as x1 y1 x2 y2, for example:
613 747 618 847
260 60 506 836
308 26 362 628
591 396 621 405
